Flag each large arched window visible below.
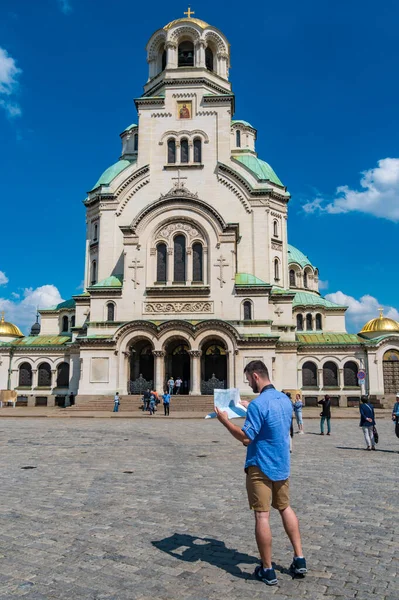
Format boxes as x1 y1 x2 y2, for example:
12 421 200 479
91 260 97 285
156 243 167 283
243 300 252 320
303 271 308 289
274 259 280 282
289 269 296 287
296 314 303 331
302 361 318 387
62 316 69 332
205 47 214 71
174 235 186 282
167 138 176 164
236 130 241 147
133 133 138 152
180 138 189 163
344 361 359 386
107 303 115 322
57 362 70 388
19 362 32 387
315 313 322 330
306 313 313 331
273 220 278 237
193 138 202 163
38 362 51 387
161 49 167 71
93 223 98 241
323 361 338 387
178 41 194 67
192 243 203 282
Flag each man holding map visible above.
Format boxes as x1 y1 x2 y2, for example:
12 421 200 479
215 360 307 586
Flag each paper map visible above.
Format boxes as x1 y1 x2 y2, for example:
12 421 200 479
205 388 247 419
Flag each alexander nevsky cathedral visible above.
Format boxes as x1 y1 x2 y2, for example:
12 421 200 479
1 12 399 408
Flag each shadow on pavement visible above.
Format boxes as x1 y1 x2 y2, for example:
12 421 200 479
336 446 399 454
152 533 259 579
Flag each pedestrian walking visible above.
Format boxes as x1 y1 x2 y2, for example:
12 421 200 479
167 377 174 395
318 395 331 435
215 360 307 586
175 377 182 395
142 388 151 411
163 391 171 416
392 393 399 438
113 392 120 413
293 393 304 434
149 393 156 415
359 395 376 450
284 391 294 453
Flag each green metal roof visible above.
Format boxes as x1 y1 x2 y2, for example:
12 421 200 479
10 335 71 347
90 275 123 289
232 119 255 129
297 333 362 345
41 298 75 312
122 123 137 133
92 159 135 189
235 273 268 286
288 244 314 269
293 292 346 310
233 155 283 187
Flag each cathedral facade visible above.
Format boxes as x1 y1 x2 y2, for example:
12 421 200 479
1 13 399 407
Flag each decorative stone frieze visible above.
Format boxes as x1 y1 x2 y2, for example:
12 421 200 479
143 301 213 314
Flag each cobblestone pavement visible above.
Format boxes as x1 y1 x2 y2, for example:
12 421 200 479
0 418 398 599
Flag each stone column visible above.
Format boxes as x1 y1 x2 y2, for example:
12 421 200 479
203 248 209 285
32 369 38 389
318 368 323 391
153 351 166 393
195 40 206 68
189 350 202 395
187 248 193 285
51 369 57 389
166 42 177 68
167 248 173 285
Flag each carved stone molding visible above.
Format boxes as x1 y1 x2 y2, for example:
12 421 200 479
270 211 282 219
144 301 213 314
152 350 166 358
155 221 205 243
271 242 282 251
189 350 202 358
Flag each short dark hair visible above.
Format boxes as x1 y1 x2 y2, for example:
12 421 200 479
361 395 369 403
244 360 270 379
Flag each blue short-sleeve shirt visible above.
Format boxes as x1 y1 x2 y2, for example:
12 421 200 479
242 386 293 481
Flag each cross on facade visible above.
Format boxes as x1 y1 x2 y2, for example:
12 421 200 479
184 6 195 18
274 306 283 317
172 169 187 188
128 258 143 289
214 256 228 288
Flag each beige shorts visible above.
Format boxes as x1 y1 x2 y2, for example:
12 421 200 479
246 466 290 512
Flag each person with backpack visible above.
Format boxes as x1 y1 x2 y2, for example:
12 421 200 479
318 395 331 435
359 395 376 451
293 393 304 434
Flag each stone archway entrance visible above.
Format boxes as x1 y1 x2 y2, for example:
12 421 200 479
201 339 228 394
164 339 190 394
383 349 399 393
128 339 154 394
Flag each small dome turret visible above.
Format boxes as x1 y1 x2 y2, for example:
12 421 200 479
30 314 41 336
360 308 399 337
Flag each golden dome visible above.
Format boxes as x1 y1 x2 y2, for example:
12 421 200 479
360 309 399 334
164 17 210 30
0 313 23 338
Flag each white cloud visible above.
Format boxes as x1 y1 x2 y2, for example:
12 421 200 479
0 271 8 286
0 47 22 118
57 0 72 14
318 279 329 290
303 158 399 222
0 284 63 334
325 290 399 332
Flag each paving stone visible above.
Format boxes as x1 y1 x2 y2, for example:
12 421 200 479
0 418 397 598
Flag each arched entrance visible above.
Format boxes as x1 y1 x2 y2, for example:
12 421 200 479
201 339 228 394
164 339 190 394
128 339 154 394
383 349 399 393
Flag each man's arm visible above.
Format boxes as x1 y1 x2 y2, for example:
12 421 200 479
215 407 251 445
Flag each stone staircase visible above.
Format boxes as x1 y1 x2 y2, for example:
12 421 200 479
66 394 216 413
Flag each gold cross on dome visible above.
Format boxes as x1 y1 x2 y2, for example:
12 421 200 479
379 307 384 318
0 311 4 322
184 6 195 18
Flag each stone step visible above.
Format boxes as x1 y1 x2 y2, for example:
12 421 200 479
67 394 216 412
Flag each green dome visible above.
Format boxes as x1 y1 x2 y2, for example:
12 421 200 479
122 123 137 133
288 244 315 269
233 154 283 187
92 159 134 189
232 119 255 129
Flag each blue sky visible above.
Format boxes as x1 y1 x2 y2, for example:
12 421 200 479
1 0 399 333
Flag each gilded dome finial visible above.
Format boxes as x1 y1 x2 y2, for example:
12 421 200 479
184 6 195 18
0 311 4 324
379 307 384 318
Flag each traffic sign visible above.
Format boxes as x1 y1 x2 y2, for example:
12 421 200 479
357 370 366 381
